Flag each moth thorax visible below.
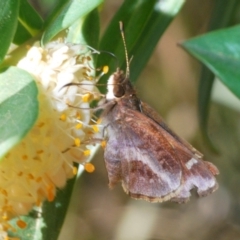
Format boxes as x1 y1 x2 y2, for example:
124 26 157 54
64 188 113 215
106 70 126 100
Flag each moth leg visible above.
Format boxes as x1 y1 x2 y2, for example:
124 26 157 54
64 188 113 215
66 103 103 112
102 118 122 138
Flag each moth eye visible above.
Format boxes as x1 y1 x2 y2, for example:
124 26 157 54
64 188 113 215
114 85 125 97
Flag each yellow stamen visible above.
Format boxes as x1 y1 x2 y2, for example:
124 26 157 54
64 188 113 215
74 138 81 147
84 149 91 156
92 125 99 133
87 76 93 81
103 65 109 74
2 214 8 221
22 155 28 160
47 185 55 202
82 93 92 102
75 123 82 129
101 141 106 148
60 113 67 121
96 118 102 124
84 163 95 173
76 112 81 119
17 219 27 229
73 166 78 175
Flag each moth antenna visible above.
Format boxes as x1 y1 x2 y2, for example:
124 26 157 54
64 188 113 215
119 21 130 78
98 50 119 69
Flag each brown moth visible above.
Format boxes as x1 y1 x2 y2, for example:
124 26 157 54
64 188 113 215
101 22 219 203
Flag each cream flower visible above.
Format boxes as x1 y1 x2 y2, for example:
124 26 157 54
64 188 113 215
0 41 102 231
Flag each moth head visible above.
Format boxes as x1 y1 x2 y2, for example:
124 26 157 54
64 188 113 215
106 22 134 101
106 68 134 100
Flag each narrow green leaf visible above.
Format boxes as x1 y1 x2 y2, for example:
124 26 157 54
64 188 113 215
130 0 185 82
14 0 43 45
41 0 103 45
67 8 100 65
182 25 240 99
0 0 19 63
0 67 38 159
98 0 157 84
197 68 217 152
43 0 69 28
98 0 185 90
41 176 76 240
78 8 100 49
99 0 157 56
18 0 43 35
13 0 43 44
66 8 99 47
13 21 32 45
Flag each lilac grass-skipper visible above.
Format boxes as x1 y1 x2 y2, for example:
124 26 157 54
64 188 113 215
101 22 219 203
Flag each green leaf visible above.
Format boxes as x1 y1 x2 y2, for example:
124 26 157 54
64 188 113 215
13 0 43 45
13 21 32 45
67 8 100 48
41 0 103 45
0 67 38 159
81 8 100 49
182 25 240 151
195 0 239 152
43 0 69 28
18 0 43 35
41 176 76 240
181 25 240 99
0 0 19 63
98 0 185 90
98 0 157 79
67 8 100 66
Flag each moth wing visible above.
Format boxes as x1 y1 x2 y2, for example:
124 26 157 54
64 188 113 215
171 149 218 202
141 101 202 157
105 106 184 202
104 103 218 203
141 102 218 202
